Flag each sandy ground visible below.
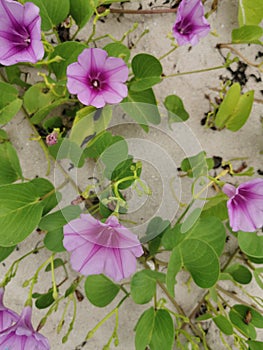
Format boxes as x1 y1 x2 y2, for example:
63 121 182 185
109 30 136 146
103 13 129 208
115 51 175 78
1 0 262 349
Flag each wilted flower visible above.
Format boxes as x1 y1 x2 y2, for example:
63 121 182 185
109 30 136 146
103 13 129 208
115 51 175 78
223 179 263 232
0 305 50 349
63 214 144 281
66 48 129 108
172 0 210 46
46 131 58 146
0 288 19 331
0 0 44 66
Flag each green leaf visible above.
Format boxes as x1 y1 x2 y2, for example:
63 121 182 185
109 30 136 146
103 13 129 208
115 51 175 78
130 76 162 92
110 157 141 189
25 0 52 31
196 313 213 321
238 0 263 26
213 315 233 335
84 274 120 307
103 42 130 63
45 258 65 271
85 131 122 159
225 263 252 284
100 138 129 178
132 54 162 78
135 308 174 350
253 268 263 289
150 309 175 350
5 66 30 89
130 54 162 92
141 217 170 243
180 239 220 288
23 82 67 124
238 231 263 258
164 95 189 123
70 106 112 146
0 246 16 262
165 216 225 294
27 0 70 30
201 193 228 221
229 304 263 339
163 216 225 256
0 139 23 184
131 270 165 304
232 305 263 328
0 81 22 125
35 290 54 309
215 83 254 131
44 229 65 252
232 25 263 44
70 0 99 29
50 42 86 80
247 340 263 350
135 307 155 350
39 205 81 231
48 138 85 167
180 151 214 178
0 178 58 246
121 89 161 131
39 205 81 252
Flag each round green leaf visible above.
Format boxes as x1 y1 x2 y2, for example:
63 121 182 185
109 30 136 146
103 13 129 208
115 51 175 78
164 95 189 123
213 315 233 335
132 53 162 78
225 263 252 284
44 229 66 252
232 25 263 44
180 239 220 288
238 231 263 259
131 271 157 304
84 274 120 307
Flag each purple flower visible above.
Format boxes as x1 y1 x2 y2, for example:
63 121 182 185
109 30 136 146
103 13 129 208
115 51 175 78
63 214 144 282
172 0 210 46
0 0 44 66
223 179 263 232
0 306 50 349
66 48 129 108
46 132 58 146
0 288 19 332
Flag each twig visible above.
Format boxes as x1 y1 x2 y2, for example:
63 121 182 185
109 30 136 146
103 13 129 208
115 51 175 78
217 43 263 69
107 7 178 15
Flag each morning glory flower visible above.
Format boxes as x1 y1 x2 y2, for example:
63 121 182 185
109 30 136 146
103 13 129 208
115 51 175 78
0 306 50 349
0 0 44 66
46 131 58 146
63 214 144 282
172 0 210 46
66 48 129 108
223 179 263 232
0 288 19 332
